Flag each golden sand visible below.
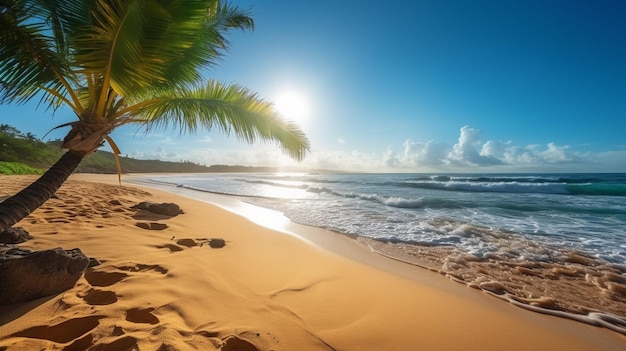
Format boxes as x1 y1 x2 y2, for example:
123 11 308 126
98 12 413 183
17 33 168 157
0 174 624 350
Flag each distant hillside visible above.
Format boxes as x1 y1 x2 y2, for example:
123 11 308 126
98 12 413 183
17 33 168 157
0 124 317 174
0 124 60 169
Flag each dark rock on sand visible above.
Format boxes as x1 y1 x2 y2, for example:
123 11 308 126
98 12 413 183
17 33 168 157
0 247 90 304
88 257 102 267
0 227 32 244
132 202 183 217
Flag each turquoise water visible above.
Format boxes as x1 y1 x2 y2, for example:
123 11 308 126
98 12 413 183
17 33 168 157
150 173 626 265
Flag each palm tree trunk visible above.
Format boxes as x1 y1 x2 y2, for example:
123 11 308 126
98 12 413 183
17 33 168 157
0 150 85 234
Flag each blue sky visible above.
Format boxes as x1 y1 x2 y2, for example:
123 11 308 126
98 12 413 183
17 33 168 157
1 0 625 172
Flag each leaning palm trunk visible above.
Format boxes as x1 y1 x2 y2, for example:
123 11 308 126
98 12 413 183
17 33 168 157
0 1 310 236
0 150 85 233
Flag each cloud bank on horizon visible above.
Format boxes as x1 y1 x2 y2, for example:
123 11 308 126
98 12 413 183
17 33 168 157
381 126 619 172
125 125 625 173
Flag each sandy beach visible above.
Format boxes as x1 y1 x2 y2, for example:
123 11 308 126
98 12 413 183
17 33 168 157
0 174 624 351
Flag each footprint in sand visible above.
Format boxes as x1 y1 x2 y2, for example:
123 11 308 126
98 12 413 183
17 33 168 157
63 333 93 351
155 238 199 252
80 288 118 305
176 238 198 248
125 307 160 325
92 335 138 351
156 243 186 252
156 238 227 253
84 269 129 287
115 263 168 275
11 315 102 344
221 336 260 351
135 222 169 230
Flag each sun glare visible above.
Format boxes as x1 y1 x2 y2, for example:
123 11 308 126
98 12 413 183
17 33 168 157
274 91 311 125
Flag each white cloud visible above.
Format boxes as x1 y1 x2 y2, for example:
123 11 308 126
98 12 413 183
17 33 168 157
539 143 573 163
123 125 626 173
301 126 626 172
395 140 448 167
446 126 502 166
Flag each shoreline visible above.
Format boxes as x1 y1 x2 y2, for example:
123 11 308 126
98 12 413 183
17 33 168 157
0 174 624 350
125 173 626 335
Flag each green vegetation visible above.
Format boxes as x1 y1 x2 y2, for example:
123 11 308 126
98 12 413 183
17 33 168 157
0 124 308 174
0 124 214 173
0 161 44 175
0 125 61 168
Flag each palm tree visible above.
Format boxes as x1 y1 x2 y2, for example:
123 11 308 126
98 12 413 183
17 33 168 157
0 0 310 234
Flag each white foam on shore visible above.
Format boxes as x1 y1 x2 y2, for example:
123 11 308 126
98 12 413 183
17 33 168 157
360 237 626 336
125 173 626 336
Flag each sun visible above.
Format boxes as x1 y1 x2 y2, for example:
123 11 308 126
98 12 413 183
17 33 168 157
274 90 311 125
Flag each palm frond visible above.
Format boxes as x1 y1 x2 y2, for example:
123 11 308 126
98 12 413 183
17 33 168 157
158 0 254 85
104 135 123 185
1 0 311 163
122 81 310 161
79 0 256 100
0 1 73 107
72 0 149 113
17 0 93 55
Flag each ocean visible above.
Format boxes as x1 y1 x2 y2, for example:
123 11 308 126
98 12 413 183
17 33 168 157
137 172 626 333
